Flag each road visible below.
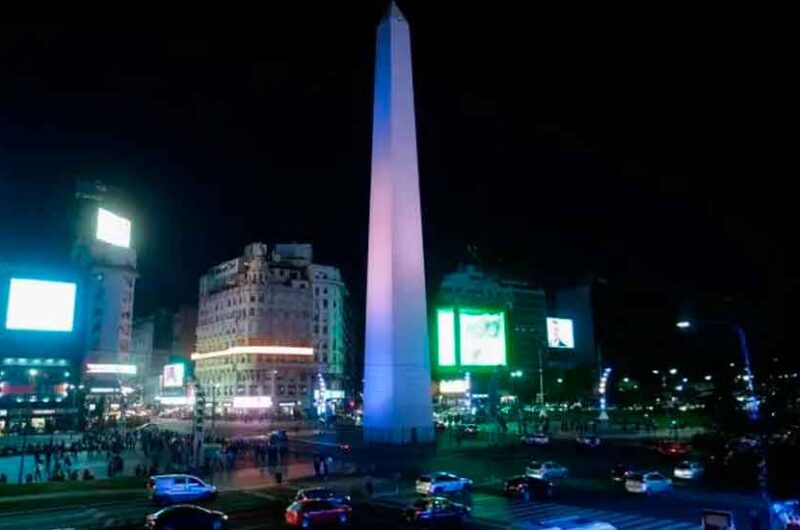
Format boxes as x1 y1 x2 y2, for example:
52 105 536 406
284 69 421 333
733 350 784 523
0 421 764 529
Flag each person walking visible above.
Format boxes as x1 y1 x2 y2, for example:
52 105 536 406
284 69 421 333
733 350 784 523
274 465 284 486
364 475 374 499
34 462 43 483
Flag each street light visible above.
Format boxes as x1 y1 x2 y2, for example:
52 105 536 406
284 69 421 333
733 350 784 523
652 369 660 375
669 368 678 375
677 318 768 523
704 375 713 381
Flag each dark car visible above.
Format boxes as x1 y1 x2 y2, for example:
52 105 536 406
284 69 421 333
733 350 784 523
145 504 227 530
295 487 352 506
285 500 352 527
611 464 636 483
504 475 553 500
404 497 470 525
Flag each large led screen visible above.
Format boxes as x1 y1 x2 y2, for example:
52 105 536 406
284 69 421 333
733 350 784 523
437 308 456 366
96 208 131 248
163 363 185 388
546 317 575 349
459 309 507 366
5 278 77 332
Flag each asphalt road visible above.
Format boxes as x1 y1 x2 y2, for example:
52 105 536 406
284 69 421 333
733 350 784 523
0 425 764 529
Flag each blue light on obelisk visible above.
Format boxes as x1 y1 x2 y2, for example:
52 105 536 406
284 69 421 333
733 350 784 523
363 2 434 444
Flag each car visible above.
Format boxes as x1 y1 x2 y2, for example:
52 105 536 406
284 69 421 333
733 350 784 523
434 420 447 432
511 515 617 529
147 474 218 506
460 424 478 436
525 461 569 480
145 504 228 530
655 441 690 457
415 472 472 495
285 500 352 528
700 509 736 530
610 464 636 483
295 487 351 506
404 496 470 525
576 435 600 448
673 461 705 480
339 443 352 454
504 475 553 500
522 433 550 446
624 472 672 495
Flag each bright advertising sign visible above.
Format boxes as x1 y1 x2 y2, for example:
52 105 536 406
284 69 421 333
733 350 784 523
439 379 470 394
437 307 507 368
232 396 273 409
5 279 77 332
162 363 185 388
86 363 137 375
96 208 131 248
546 317 575 349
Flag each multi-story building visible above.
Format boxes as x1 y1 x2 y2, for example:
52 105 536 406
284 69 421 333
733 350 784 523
193 243 349 417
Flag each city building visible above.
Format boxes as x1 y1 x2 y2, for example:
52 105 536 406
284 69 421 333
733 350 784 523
131 308 174 404
0 263 85 433
192 243 350 417
437 264 549 376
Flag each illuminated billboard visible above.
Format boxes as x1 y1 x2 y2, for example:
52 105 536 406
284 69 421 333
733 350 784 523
436 307 507 368
96 208 131 248
546 317 575 349
5 279 76 332
86 363 137 375
162 363 185 388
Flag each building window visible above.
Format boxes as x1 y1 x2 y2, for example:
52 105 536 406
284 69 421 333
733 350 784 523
250 295 255 302
323 299 328 308
314 325 319 333
323 326 328 334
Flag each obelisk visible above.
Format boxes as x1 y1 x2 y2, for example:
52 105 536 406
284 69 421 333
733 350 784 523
363 1 434 444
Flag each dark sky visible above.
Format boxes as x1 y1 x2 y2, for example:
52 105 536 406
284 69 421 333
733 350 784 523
0 5 792 374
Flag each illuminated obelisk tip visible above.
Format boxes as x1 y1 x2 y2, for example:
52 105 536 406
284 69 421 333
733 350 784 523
363 1 434 444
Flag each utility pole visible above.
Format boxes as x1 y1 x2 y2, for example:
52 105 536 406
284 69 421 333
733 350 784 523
537 348 547 418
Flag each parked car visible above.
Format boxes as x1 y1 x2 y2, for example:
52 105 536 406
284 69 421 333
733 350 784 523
415 472 472 495
504 475 553 500
522 433 550 446
285 500 352 528
525 461 569 480
295 487 351 506
145 504 227 530
673 461 705 480
404 496 470 525
147 474 218 506
511 516 617 529
575 435 600 448
624 472 672 495
610 464 636 483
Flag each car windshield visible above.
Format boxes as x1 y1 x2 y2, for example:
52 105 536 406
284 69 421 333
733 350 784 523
412 499 430 508
307 489 334 498
418 475 431 482
627 473 644 481
676 462 690 470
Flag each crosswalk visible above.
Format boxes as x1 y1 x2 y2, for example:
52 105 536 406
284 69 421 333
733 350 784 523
469 494 697 530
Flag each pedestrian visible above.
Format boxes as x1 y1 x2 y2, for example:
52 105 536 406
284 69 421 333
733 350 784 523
274 465 284 485
34 462 43 483
313 454 321 477
0 473 7 484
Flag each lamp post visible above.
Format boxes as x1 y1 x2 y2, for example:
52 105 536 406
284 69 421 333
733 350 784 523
537 348 547 418
676 319 769 525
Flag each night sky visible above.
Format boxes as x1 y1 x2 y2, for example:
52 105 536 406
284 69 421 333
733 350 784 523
0 5 791 375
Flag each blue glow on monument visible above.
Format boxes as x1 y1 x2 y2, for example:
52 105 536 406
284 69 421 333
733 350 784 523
363 2 434 444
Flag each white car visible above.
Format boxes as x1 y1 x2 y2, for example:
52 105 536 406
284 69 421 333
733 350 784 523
512 516 617 530
673 461 704 480
625 472 672 495
575 435 600 448
522 433 550 446
525 461 569 479
415 472 472 495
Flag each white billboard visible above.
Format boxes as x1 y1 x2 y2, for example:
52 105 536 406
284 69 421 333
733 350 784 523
232 396 273 409
86 363 137 375
96 208 131 248
5 279 77 332
162 363 185 388
547 317 575 349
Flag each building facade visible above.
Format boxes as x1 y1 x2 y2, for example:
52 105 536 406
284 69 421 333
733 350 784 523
193 243 349 417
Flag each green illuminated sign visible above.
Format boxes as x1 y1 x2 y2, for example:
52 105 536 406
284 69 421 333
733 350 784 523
436 307 507 368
